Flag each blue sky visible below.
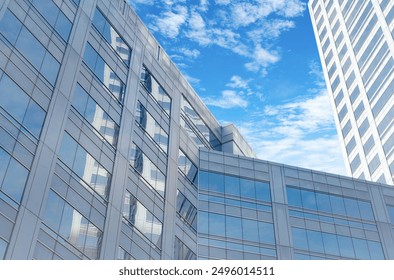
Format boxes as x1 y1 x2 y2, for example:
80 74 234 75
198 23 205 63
129 0 346 175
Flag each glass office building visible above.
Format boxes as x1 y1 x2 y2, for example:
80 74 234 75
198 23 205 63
0 0 394 260
309 0 394 185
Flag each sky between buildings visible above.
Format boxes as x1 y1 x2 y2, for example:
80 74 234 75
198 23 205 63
129 0 347 176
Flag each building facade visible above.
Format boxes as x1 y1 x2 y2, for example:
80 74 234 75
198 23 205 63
309 0 394 185
0 0 394 260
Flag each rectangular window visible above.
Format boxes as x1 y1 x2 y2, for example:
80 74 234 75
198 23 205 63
129 143 166 197
43 190 102 259
140 66 171 115
368 154 380 175
72 84 119 147
176 190 197 231
358 118 370 137
0 147 29 203
350 154 361 173
31 0 73 42
58 132 112 199
0 10 60 85
92 8 131 66
123 192 162 248
136 101 168 154
175 237 196 260
178 149 198 184
354 101 365 120
0 73 46 138
346 136 357 155
83 43 125 103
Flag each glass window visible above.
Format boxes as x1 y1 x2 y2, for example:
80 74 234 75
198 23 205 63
123 192 162 248
354 102 365 120
368 154 380 175
31 0 72 42
358 200 374 221
178 149 197 184
372 78 394 118
140 66 171 115
0 73 46 138
242 219 259 242
287 187 302 207
315 192 332 213
198 211 209 234
255 181 271 202
83 43 125 103
209 212 225 236
0 238 7 259
224 175 240 197
342 120 352 138
176 190 197 231
307 230 324 253
129 143 166 197
346 136 357 155
240 178 255 199
350 86 360 104
208 172 224 193
367 240 384 259
226 215 242 240
0 10 60 85
322 232 339 256
329 195 346 216
292 227 308 250
43 190 102 259
387 205 394 224
258 221 275 244
338 105 348 122
353 238 370 259
92 8 131 65
137 101 168 153
344 197 360 218
350 154 361 173
59 132 111 198
301 189 317 210
337 235 355 258
72 84 119 147
174 237 196 260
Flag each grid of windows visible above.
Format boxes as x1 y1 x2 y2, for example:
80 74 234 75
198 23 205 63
176 190 197 231
175 237 196 260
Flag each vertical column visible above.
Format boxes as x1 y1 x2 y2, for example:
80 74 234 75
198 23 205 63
269 164 292 259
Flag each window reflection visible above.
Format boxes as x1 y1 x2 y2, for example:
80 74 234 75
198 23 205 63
72 84 119 147
59 133 111 198
83 43 125 103
92 8 131 65
178 149 198 184
176 190 197 230
43 190 102 259
31 0 73 42
123 192 162 248
0 147 29 203
140 66 171 115
0 238 7 260
175 237 196 260
136 101 168 153
129 143 166 197
0 10 60 85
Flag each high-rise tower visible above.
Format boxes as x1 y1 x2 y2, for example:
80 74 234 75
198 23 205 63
309 0 394 185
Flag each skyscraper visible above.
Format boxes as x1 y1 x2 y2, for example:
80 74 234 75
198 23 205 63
1 0 394 260
309 0 394 185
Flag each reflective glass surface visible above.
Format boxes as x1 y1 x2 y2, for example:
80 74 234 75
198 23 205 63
0 147 29 203
178 149 197 184
83 43 125 103
140 66 171 115
123 192 162 248
59 133 111 198
175 237 196 260
0 238 7 260
200 171 271 202
129 143 166 197
176 190 197 231
72 84 119 147
291 227 384 259
287 186 375 221
31 0 72 42
92 8 131 65
0 73 46 138
180 95 220 149
0 10 60 85
43 190 102 259
136 101 168 153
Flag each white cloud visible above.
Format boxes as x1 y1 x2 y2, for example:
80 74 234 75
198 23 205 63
178 47 201 58
150 5 188 38
248 19 295 41
203 90 249 109
226 75 250 89
245 44 280 74
215 0 230 5
236 91 346 175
